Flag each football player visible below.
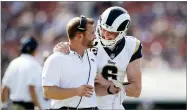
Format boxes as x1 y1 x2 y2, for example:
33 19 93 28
54 6 142 109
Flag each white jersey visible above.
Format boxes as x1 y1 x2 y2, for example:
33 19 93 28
91 36 141 109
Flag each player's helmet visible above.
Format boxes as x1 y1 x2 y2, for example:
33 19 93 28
20 36 38 54
97 6 130 48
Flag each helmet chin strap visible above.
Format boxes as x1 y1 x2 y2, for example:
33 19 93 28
100 31 126 50
100 37 116 49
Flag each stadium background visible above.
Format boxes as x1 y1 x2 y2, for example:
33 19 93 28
1 1 186 110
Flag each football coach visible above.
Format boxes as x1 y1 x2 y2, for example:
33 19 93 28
42 16 98 110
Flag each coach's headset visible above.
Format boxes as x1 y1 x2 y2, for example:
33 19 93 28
77 15 87 32
76 15 92 108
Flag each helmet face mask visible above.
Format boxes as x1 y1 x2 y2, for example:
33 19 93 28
99 29 126 49
97 6 131 49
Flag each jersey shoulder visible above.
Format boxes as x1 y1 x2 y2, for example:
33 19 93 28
125 36 140 42
125 36 141 53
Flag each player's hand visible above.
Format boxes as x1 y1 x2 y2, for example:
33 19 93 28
109 84 121 94
95 74 112 86
95 74 106 84
53 42 70 54
76 85 94 97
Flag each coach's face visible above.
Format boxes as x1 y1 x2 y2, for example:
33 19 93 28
82 24 96 48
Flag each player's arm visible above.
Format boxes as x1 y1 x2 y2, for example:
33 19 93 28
95 74 121 96
53 42 70 54
125 59 142 98
53 40 99 55
124 41 142 98
1 86 9 103
95 74 112 96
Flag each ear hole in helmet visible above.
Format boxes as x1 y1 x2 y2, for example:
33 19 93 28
117 20 130 31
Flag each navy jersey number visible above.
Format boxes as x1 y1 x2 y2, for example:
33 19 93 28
101 65 118 80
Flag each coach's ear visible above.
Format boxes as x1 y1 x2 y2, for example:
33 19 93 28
76 32 82 39
78 33 84 41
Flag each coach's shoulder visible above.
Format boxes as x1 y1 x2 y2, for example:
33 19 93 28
45 52 66 63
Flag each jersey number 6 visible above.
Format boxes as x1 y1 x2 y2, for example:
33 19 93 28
101 65 118 80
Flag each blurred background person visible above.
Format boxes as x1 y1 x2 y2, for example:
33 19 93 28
1 36 41 110
1 1 186 110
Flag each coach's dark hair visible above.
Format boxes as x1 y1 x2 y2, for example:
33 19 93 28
66 17 94 40
19 36 38 55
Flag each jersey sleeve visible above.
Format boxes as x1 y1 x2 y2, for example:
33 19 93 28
129 40 142 63
42 54 63 87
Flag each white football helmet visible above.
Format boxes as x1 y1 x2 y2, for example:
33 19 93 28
96 6 131 48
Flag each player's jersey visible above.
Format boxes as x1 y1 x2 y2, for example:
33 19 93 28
90 36 142 109
92 36 140 83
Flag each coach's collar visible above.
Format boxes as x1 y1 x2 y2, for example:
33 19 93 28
69 49 87 58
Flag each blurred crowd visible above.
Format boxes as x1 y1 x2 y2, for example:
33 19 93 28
1 1 187 78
